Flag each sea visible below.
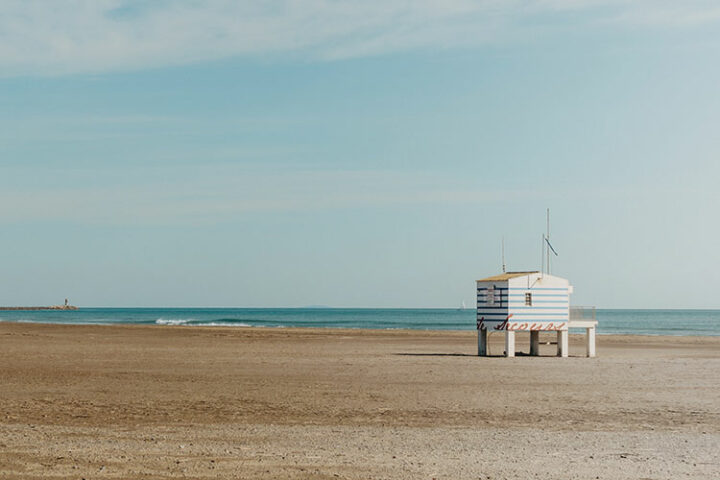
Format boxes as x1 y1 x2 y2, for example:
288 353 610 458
0 308 718 336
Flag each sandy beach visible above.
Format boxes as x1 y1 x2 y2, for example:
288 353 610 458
1 322 718 479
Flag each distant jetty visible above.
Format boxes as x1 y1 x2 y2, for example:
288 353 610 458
0 305 78 311
0 299 78 311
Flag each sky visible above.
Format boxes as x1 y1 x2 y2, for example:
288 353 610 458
1 1 720 308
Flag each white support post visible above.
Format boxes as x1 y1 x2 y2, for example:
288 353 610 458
530 331 540 356
556 331 561 356
557 330 569 358
478 328 488 356
505 330 515 358
586 326 596 358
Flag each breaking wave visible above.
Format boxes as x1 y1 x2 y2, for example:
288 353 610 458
155 318 254 327
155 318 194 325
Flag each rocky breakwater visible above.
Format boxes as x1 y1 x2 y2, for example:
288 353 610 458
0 304 78 311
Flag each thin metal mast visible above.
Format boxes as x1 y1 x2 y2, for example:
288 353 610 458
546 208 550 275
502 237 506 273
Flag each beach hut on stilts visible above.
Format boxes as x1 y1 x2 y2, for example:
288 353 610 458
477 271 590 357
476 210 597 358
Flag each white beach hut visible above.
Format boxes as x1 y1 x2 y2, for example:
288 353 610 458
476 271 596 358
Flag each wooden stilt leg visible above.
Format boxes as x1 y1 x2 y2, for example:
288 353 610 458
530 331 540 356
505 330 515 358
557 330 569 358
478 328 488 356
586 326 596 358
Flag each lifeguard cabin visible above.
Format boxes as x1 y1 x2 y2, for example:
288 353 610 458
476 271 596 357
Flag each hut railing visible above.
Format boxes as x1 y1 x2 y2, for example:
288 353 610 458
569 306 596 322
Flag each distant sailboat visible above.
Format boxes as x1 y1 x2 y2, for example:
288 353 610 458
458 300 467 311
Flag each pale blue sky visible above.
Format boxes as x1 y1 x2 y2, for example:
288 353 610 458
1 1 720 308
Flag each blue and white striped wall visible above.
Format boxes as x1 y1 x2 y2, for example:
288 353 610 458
476 273 571 331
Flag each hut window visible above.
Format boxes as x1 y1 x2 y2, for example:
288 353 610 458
525 293 532 306
486 287 495 305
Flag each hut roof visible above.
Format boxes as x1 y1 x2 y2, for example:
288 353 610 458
476 271 539 282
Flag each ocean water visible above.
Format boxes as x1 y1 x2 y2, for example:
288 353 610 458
0 308 718 336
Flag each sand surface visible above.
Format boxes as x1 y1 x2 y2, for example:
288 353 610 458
1 322 718 479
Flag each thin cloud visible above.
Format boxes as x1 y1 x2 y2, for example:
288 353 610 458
0 167 523 225
1 1 719 77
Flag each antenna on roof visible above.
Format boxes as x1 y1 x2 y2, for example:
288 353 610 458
546 208 550 275
541 233 545 277
501 236 506 273
543 208 559 276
